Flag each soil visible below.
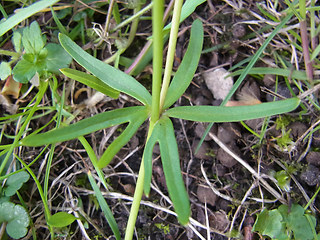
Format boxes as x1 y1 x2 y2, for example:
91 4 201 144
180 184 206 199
1 1 320 240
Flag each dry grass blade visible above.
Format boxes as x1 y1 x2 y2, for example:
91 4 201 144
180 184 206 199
208 132 286 204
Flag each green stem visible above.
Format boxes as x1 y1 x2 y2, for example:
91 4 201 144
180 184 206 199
150 0 163 125
112 2 153 32
0 49 20 58
159 0 183 112
125 1 163 238
124 157 145 240
124 123 155 240
0 80 48 175
15 154 54 239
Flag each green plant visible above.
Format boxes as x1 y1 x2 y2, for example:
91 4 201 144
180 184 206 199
0 21 72 83
253 204 318 240
0 171 30 239
18 1 301 239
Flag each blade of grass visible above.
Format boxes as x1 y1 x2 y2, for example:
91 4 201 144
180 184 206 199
88 171 120 240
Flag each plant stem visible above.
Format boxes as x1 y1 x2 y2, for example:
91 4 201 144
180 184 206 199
112 2 153 32
125 1 163 238
125 0 175 75
150 0 163 125
159 0 183 112
15 154 54 239
124 157 145 240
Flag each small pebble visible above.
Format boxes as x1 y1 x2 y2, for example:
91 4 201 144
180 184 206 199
300 166 320 186
216 142 240 168
232 24 246 39
196 185 218 206
306 152 320 167
203 68 233 101
209 211 230 232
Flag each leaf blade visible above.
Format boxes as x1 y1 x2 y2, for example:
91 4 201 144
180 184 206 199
60 68 119 99
47 212 77 228
21 106 147 146
59 33 151 106
98 108 148 168
0 0 60 37
158 117 190 225
166 98 300 122
163 19 203 109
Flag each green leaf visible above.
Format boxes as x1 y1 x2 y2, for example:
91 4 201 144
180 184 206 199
98 109 148 168
60 68 119 99
12 31 22 53
47 212 77 228
144 117 190 225
21 106 148 146
4 171 30 197
229 67 308 81
58 33 152 106
87 171 120 240
163 19 203 109
21 21 45 55
163 0 206 31
0 0 59 36
279 204 315 240
166 98 300 122
45 43 72 73
253 208 287 240
0 62 11 80
12 58 38 83
0 202 30 239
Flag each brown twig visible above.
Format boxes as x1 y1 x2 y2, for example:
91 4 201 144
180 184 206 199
300 20 314 82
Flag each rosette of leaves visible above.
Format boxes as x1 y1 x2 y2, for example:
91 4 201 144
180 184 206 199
21 20 300 227
0 21 72 83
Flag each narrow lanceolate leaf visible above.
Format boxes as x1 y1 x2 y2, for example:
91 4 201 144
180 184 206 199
21 106 148 146
229 67 308 81
165 98 300 122
0 0 60 37
163 0 206 31
143 117 190 225
163 19 203 109
59 34 152 106
88 171 121 240
97 109 148 168
60 68 120 99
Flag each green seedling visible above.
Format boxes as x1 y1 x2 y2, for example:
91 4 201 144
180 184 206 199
1 21 72 83
20 13 300 240
274 170 291 192
253 204 318 240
